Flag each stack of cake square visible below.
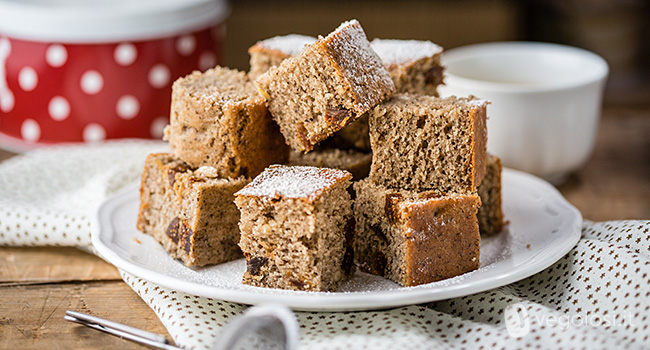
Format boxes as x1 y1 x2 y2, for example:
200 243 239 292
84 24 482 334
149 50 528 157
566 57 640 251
353 94 490 287
137 67 289 267
136 17 505 292
248 32 448 178
234 19 393 291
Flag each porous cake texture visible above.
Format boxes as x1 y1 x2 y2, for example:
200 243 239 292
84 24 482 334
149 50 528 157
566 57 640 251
248 34 317 79
321 114 371 152
478 153 505 236
234 165 355 291
256 19 394 153
369 94 488 193
353 178 481 287
165 66 288 178
370 39 444 96
137 153 249 267
288 148 372 180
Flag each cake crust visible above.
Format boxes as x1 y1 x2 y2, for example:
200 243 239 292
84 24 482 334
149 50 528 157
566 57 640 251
353 178 481 287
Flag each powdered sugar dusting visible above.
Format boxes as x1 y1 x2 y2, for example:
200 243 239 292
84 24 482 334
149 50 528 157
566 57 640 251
178 67 259 106
468 98 489 107
323 19 395 112
256 34 317 56
371 39 443 65
235 165 351 200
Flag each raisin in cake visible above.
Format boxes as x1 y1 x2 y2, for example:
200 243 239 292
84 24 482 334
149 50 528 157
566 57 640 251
353 178 481 287
234 165 354 291
165 66 289 177
478 153 505 235
369 94 488 193
248 34 317 79
137 153 249 267
255 19 394 153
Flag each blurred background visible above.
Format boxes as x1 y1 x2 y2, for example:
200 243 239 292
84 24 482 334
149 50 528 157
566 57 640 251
224 0 650 107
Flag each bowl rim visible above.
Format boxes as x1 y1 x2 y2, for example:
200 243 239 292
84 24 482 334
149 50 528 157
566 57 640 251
441 41 609 93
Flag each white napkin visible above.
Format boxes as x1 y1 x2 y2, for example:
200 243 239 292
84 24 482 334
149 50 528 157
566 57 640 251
1 141 649 350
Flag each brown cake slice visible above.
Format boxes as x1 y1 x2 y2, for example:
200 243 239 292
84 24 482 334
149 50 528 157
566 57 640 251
370 39 445 96
165 66 289 177
234 165 354 291
248 34 317 79
288 148 372 180
323 39 445 152
369 94 488 193
256 19 394 153
478 153 505 235
137 153 249 267
353 178 481 287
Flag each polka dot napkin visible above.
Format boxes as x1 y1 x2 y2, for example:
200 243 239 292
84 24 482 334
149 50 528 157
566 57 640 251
1 141 648 350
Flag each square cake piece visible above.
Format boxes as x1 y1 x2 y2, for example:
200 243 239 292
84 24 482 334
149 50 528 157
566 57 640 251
478 153 505 236
165 66 289 178
248 34 317 79
256 19 394 153
369 94 488 193
288 148 372 180
353 178 481 287
323 39 444 152
234 165 354 291
370 39 445 96
137 153 249 267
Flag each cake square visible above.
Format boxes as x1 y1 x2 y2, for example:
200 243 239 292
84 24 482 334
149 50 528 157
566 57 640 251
165 66 289 178
370 39 445 96
478 153 505 235
137 153 249 267
234 165 354 291
353 178 481 287
248 34 317 79
288 147 372 180
324 39 445 152
255 19 394 153
369 94 488 193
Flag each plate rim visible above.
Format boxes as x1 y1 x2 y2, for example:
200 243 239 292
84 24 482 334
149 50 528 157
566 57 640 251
92 168 582 311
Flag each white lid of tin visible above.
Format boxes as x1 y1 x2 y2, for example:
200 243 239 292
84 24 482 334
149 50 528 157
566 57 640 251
0 0 229 43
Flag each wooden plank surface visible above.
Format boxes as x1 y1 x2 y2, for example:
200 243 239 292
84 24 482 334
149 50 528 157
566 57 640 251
0 247 120 285
0 277 171 350
558 108 650 221
0 107 649 349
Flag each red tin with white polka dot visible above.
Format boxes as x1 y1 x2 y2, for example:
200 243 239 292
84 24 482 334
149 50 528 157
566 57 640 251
0 0 228 150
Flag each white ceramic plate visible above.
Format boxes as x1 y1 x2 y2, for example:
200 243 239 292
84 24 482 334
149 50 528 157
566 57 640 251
92 168 582 311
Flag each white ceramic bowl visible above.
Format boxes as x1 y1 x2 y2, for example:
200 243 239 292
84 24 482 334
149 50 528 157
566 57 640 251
439 42 609 183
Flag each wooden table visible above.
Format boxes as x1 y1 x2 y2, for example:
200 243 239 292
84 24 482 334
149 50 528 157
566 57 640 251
1 106 649 349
